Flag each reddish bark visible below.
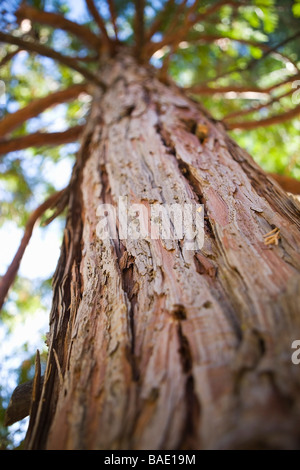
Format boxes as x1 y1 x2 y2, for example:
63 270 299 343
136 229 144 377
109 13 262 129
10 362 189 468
26 55 300 450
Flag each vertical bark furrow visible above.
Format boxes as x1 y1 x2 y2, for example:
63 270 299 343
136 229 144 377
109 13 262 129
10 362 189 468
176 322 201 449
118 248 139 381
153 106 246 346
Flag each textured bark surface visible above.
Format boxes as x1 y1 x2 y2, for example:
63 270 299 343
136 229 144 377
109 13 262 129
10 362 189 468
26 55 300 450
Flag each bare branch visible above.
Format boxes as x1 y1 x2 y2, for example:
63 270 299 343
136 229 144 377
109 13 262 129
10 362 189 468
187 34 299 73
4 376 44 427
244 29 300 74
0 125 84 156
186 84 265 95
85 0 112 51
223 88 296 122
198 32 300 86
0 188 69 312
0 31 103 86
226 103 300 130
0 48 21 68
107 0 118 39
145 0 188 56
191 0 237 24
187 71 300 96
76 53 99 62
134 0 145 60
0 84 88 138
146 0 175 41
147 0 237 57
16 4 101 50
158 49 173 83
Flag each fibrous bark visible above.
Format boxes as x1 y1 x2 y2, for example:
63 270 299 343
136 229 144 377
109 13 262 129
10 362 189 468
26 54 300 450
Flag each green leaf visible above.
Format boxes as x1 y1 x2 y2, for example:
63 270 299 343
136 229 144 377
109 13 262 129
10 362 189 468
292 3 300 17
249 45 263 59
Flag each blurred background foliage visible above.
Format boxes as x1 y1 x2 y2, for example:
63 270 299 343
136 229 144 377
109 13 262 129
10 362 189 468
0 0 299 448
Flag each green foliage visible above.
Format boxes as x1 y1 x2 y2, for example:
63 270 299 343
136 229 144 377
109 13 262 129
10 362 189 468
0 275 50 449
165 0 300 177
292 0 300 17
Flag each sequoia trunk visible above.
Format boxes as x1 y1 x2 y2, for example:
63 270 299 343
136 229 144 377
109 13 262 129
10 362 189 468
26 55 300 450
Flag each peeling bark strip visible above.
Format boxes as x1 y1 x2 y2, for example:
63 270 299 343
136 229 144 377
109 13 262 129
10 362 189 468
27 55 300 450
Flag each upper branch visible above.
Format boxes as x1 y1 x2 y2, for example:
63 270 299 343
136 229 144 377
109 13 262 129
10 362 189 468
145 0 175 42
85 0 113 52
0 48 21 68
186 84 265 95
0 188 69 312
242 30 300 74
0 31 103 86
226 103 300 130
146 0 237 57
134 0 145 61
186 71 300 96
186 34 299 73
16 4 101 50
107 0 118 40
0 83 88 138
197 31 300 86
0 125 84 156
223 88 296 122
145 0 188 57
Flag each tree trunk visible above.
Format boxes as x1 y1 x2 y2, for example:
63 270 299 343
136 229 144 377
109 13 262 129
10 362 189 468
26 54 300 450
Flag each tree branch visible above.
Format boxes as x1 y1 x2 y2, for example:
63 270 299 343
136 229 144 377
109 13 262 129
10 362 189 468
226 103 300 130
0 84 88 138
145 0 189 56
186 34 299 72
146 0 237 57
0 188 69 312
76 53 99 62
0 125 84 156
223 88 295 122
16 4 101 50
190 0 237 24
85 0 112 51
107 0 118 40
158 48 173 83
187 84 265 95
187 71 300 96
134 0 145 61
243 29 300 74
0 48 21 68
0 31 102 86
198 32 300 86
145 0 175 41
